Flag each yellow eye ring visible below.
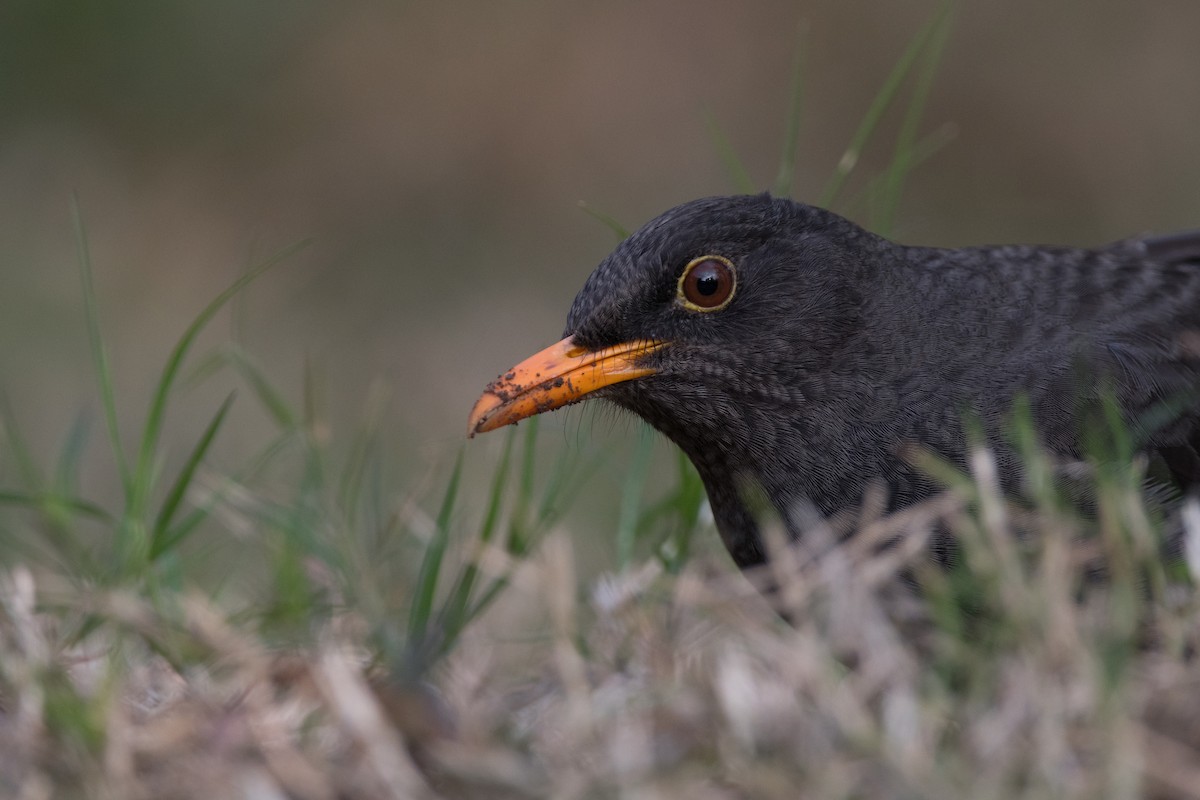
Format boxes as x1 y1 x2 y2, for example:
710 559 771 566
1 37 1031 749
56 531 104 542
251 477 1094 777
677 255 736 312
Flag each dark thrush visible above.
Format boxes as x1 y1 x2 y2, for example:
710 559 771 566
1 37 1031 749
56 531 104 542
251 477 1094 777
468 194 1200 570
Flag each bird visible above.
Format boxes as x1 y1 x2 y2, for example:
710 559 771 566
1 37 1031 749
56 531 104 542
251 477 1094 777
467 193 1200 571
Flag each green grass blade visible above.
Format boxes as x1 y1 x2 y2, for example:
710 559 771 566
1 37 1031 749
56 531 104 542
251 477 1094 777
817 8 944 209
507 416 540 551
445 423 591 651
407 450 464 651
616 423 655 569
704 111 757 194
772 23 808 198
2 403 101 567
149 392 235 559
225 345 298 430
535 435 593 532
338 386 388 530
532 415 610 535
73 197 130 494
877 2 954 234
848 123 957 218
464 575 511 626
155 429 301 559
0 391 44 491
657 451 706 572
190 345 297 431
578 202 630 239
442 427 516 637
0 490 113 523
479 429 517 550
151 507 212 561
337 432 373 534
128 240 309 524
54 411 92 497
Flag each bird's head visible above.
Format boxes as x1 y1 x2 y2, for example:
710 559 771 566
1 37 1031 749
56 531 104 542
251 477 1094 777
468 194 875 466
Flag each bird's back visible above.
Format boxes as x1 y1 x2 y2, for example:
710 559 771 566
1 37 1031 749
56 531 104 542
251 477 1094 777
858 227 1200 496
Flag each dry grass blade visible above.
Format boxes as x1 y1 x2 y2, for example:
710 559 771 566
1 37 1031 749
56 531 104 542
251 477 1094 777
313 649 436 800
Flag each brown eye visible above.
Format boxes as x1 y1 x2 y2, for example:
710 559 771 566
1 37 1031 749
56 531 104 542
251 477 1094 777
677 255 736 312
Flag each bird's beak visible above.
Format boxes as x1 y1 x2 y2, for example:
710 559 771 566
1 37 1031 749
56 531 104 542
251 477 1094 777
468 335 667 437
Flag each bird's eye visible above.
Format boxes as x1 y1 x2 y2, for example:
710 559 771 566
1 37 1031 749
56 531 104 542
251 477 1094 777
677 255 736 312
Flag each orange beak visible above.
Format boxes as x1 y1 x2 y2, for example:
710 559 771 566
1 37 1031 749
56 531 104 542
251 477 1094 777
468 336 667 436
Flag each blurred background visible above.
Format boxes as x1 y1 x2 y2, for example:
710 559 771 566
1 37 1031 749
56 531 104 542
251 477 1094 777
1 0 1198 546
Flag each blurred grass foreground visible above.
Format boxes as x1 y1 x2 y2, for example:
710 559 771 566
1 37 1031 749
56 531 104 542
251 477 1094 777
5 3 1200 799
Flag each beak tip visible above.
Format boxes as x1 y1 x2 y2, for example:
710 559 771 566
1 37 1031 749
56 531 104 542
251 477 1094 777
467 392 501 438
466 416 490 438
466 416 484 439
